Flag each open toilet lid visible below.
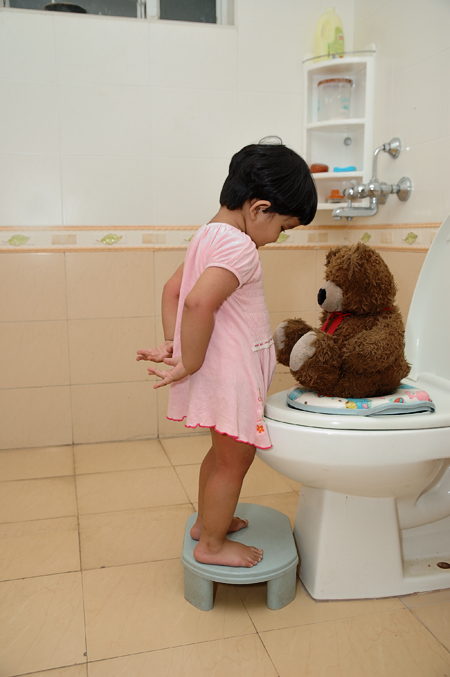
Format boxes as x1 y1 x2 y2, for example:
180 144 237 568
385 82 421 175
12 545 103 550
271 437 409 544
405 212 450 381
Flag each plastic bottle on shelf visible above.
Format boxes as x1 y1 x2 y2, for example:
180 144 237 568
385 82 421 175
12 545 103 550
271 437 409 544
313 7 345 61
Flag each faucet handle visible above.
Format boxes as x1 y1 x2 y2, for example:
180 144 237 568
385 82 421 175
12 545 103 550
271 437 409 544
392 177 412 201
367 181 381 197
344 182 369 200
355 183 368 199
344 185 356 199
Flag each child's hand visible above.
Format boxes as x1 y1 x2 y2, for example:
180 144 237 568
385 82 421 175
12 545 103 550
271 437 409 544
136 341 173 363
147 356 189 388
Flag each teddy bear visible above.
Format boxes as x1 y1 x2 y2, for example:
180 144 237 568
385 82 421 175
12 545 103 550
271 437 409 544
273 241 411 398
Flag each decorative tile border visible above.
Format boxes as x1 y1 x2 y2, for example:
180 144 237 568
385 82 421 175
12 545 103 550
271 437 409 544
0 223 440 253
345 223 439 253
0 226 197 253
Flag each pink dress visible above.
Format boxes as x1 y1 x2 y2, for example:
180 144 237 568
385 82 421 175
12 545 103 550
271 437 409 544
167 222 276 449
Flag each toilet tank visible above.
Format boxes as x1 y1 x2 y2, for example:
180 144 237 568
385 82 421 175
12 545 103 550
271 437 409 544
405 212 450 381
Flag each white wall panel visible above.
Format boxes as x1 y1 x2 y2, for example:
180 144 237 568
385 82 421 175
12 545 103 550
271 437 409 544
152 156 229 225
59 84 152 156
0 11 57 81
151 88 237 159
149 21 237 90
54 13 150 85
0 80 60 154
62 155 152 225
0 154 62 226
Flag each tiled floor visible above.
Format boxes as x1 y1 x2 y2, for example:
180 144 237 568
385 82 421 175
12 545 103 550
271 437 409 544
1 435 450 677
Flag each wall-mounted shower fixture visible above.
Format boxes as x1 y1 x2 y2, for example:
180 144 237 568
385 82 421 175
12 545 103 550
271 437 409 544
332 138 412 221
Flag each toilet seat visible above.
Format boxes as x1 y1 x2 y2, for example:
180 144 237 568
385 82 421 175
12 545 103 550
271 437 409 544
265 373 450 431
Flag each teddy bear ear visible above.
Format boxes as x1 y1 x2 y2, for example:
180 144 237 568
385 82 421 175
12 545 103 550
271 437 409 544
325 246 341 265
347 242 370 279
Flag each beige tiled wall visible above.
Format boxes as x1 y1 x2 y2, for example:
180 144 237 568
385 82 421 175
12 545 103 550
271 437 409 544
0 247 426 449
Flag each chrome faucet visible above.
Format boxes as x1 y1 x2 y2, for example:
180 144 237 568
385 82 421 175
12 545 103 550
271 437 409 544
332 137 412 221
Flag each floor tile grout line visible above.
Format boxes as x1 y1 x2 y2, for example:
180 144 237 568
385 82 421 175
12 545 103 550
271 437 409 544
1 453 295 482
0 464 174 483
257 631 281 677
1 556 186 584
234 584 281 675
234 583 259 633
83 556 182 574
0 434 207 457
243 601 446 637
0 501 194 528
0 513 79 527
73 464 180 478
399 594 450 611
1 568 83 584
74 462 174 476
1 473 78 485
73 443 90 670
8 662 87 677
172 463 197 509
78 501 194 518
404 604 450 655
79 630 262 669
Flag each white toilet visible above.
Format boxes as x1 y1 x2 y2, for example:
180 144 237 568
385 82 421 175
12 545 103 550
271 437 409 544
258 213 450 600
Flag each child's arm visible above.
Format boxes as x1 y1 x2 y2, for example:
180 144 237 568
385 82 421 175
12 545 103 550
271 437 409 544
136 263 183 363
162 262 184 343
147 266 239 388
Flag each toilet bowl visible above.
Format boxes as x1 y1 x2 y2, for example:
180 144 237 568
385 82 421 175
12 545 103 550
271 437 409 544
258 213 450 600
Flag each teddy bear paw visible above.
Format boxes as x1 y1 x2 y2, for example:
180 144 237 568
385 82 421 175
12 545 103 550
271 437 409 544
273 321 288 351
289 331 317 371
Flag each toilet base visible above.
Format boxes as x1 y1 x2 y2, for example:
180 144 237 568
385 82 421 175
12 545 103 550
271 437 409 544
295 486 450 600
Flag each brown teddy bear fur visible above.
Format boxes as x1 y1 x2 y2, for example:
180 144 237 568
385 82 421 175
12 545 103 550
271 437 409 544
273 242 410 398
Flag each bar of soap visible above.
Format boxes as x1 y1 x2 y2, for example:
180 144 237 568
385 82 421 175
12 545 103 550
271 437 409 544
333 166 357 172
310 163 328 173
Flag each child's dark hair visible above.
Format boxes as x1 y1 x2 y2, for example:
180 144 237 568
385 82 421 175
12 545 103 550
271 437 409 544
220 140 317 225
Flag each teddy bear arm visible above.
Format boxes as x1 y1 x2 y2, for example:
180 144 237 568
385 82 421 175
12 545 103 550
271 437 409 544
290 330 343 394
273 317 313 366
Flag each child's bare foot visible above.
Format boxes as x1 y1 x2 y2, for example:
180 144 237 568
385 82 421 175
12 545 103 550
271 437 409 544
190 516 248 541
228 516 249 534
194 539 263 568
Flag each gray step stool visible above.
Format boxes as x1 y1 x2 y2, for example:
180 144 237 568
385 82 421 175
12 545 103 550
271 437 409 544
181 503 299 611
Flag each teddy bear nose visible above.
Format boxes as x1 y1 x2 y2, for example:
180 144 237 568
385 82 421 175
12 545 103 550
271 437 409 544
318 288 326 306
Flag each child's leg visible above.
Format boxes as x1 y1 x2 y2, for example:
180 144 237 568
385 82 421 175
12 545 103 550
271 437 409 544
193 429 263 568
190 432 249 540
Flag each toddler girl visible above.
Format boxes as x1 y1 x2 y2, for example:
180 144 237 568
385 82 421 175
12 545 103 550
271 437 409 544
137 141 317 568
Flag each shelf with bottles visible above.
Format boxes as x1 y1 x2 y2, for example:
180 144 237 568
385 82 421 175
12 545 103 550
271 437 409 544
304 56 373 126
303 49 376 212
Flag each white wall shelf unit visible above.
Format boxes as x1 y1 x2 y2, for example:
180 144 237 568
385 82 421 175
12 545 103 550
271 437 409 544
303 50 376 211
